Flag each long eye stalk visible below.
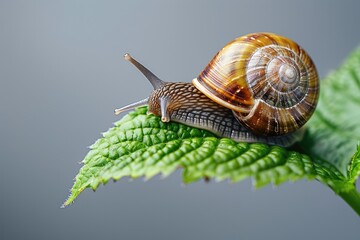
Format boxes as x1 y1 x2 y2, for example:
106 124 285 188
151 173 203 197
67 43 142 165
124 53 165 90
114 53 166 115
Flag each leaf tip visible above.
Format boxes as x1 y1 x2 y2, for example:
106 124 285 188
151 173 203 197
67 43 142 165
61 195 75 208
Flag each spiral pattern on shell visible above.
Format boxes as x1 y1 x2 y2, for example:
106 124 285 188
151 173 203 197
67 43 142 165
192 32 319 136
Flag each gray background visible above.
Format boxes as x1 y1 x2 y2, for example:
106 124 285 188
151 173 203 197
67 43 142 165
1 0 359 239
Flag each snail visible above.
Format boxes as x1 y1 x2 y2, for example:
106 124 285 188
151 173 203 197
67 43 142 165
115 32 319 147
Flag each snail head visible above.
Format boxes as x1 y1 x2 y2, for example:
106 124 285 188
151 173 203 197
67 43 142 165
114 54 173 122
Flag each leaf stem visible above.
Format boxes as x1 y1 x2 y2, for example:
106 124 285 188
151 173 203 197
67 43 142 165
337 187 360 216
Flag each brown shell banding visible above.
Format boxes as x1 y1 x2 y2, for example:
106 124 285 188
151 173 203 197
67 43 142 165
193 32 319 136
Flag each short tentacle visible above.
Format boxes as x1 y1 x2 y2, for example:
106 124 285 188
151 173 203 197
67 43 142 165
114 98 148 115
159 97 170 122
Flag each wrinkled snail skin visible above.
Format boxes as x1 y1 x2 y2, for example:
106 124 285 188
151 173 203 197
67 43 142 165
115 32 319 147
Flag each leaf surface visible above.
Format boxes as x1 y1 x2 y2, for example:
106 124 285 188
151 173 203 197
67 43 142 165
64 108 348 206
300 48 360 175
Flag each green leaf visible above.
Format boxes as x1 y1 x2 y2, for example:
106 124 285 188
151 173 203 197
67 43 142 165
348 145 360 184
64 48 360 214
64 107 347 206
300 48 360 175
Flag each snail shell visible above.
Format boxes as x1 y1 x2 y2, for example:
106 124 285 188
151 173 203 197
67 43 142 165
115 33 319 147
193 33 319 136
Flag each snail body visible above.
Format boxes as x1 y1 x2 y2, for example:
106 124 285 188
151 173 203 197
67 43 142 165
115 33 319 147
